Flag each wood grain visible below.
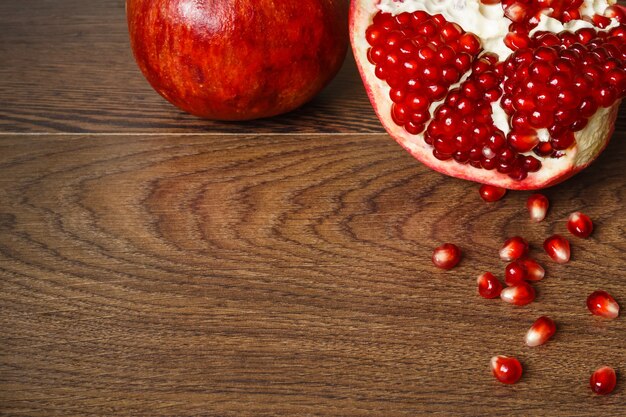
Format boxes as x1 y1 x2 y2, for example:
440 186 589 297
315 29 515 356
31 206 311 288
0 133 625 416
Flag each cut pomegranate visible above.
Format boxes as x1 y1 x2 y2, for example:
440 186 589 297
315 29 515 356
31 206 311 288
543 234 571 263
500 236 529 261
525 316 556 347
501 282 535 306
587 290 620 319
479 184 507 202
520 259 545 281
590 366 617 395
504 260 528 286
491 355 523 384
432 243 462 269
527 193 549 222
477 272 503 298
567 212 594 238
350 0 625 189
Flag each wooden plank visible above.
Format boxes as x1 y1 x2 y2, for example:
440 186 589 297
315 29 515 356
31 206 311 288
0 133 624 416
0 0 379 133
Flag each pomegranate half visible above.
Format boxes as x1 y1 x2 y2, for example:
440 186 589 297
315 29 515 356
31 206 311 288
350 0 625 189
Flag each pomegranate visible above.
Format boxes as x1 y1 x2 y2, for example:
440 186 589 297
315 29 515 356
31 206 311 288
432 243 462 269
491 355 523 384
127 0 348 120
350 0 625 189
590 366 617 395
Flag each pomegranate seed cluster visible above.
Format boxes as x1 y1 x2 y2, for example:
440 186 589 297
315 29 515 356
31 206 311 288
502 27 626 159
365 11 481 135
365 5 626 182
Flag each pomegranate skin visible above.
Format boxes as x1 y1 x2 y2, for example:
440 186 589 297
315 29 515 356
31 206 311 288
127 0 349 120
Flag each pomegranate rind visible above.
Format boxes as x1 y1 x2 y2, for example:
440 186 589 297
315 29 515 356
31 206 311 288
349 0 622 190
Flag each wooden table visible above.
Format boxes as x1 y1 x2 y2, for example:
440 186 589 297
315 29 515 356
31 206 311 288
1 1 624 415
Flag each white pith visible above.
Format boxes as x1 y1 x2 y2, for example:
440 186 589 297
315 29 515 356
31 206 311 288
350 0 622 190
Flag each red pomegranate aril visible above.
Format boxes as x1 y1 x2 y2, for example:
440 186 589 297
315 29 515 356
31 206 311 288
590 366 617 395
527 193 549 222
501 282 535 306
477 272 503 299
543 235 570 264
551 131 575 150
521 259 545 281
567 212 593 238
500 236 529 262
587 290 620 319
491 355 523 384
432 243 462 270
508 130 539 152
479 184 507 202
505 260 528 286
525 316 556 347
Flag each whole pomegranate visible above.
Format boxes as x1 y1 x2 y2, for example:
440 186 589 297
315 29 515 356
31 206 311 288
351 0 626 189
127 0 349 120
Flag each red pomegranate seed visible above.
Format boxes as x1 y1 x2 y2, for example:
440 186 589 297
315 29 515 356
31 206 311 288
499 236 529 261
520 259 545 281
432 243 461 270
527 193 549 222
543 235 570 264
501 282 535 306
567 212 593 238
477 272 503 299
587 290 620 319
524 316 556 347
491 355 523 384
479 184 507 202
590 366 617 395
505 260 528 286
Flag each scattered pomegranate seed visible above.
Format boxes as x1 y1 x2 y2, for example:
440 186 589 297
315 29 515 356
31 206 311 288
520 259 545 281
490 355 523 384
527 193 549 222
543 235 570 264
499 236 529 261
501 282 535 306
477 272 503 299
587 290 620 319
567 212 593 238
590 366 617 395
432 243 462 269
524 316 556 347
479 184 507 202
504 260 528 286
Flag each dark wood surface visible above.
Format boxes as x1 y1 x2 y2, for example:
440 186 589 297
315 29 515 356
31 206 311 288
0 1 625 416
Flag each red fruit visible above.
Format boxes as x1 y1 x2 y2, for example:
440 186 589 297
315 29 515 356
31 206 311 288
505 260 528 286
500 236 529 261
543 235 570 263
520 259 545 281
590 366 617 395
527 193 549 222
491 355 523 384
432 243 462 269
351 1 625 190
128 0 348 120
479 184 507 202
477 272 503 299
525 316 556 347
501 282 535 306
587 290 620 319
567 211 594 238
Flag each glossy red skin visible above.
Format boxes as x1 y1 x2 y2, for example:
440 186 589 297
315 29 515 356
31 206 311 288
127 0 348 120
590 366 617 395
